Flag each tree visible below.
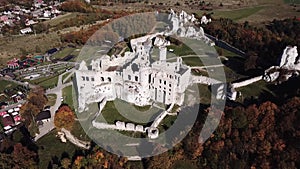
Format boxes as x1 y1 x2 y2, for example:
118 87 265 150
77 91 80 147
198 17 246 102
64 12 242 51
61 158 71 169
0 143 38 169
20 102 40 126
244 51 258 71
20 87 47 127
54 105 75 130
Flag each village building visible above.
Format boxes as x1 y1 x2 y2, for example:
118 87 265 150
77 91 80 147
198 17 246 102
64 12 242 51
7 58 20 69
36 110 51 124
20 27 33 34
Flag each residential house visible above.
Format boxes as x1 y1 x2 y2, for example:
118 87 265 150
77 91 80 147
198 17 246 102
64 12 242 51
0 15 8 22
35 110 51 124
1 114 15 132
7 58 20 69
47 48 58 56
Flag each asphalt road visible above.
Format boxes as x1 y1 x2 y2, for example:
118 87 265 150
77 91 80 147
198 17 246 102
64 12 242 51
34 69 73 141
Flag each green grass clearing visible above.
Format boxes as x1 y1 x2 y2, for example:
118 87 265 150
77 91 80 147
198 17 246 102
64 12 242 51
200 6 265 21
62 85 74 109
99 100 161 125
29 75 59 89
0 79 18 93
235 80 275 102
71 120 91 142
168 44 196 56
214 46 240 58
38 76 59 89
52 47 76 60
37 130 82 169
182 56 204 66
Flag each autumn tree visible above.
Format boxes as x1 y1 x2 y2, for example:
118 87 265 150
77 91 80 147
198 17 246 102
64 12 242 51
54 105 75 130
0 143 38 169
61 158 71 169
20 87 47 131
59 0 94 13
71 146 128 168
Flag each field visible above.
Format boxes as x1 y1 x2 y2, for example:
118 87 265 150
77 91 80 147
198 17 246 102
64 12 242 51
235 80 275 102
0 32 61 66
62 85 74 109
194 0 299 24
52 47 80 60
99 100 161 125
37 130 82 169
204 6 265 21
0 79 18 93
71 120 91 142
30 75 59 89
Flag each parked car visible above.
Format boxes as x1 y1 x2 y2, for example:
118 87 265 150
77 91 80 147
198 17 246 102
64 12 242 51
12 112 21 125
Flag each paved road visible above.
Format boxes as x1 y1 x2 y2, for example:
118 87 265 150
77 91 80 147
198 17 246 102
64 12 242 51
34 70 73 141
62 69 75 84
191 64 224 69
0 100 26 112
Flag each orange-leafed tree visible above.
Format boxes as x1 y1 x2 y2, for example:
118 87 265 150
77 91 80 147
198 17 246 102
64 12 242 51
54 105 75 130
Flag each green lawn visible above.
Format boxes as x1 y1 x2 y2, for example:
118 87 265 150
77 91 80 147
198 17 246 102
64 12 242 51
38 75 59 89
71 120 91 142
168 44 196 56
0 79 18 93
99 101 142 124
99 100 161 125
224 66 247 83
157 115 177 133
28 75 59 89
182 56 204 67
201 6 265 21
52 47 76 60
214 46 239 58
235 80 275 102
37 130 82 169
62 85 74 109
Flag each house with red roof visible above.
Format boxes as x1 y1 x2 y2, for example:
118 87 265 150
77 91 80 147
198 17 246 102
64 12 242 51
7 58 20 69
